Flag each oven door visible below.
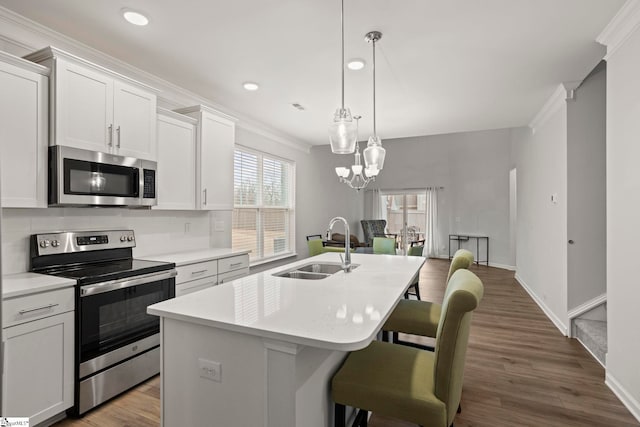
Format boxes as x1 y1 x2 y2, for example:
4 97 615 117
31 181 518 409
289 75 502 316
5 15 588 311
79 270 176 365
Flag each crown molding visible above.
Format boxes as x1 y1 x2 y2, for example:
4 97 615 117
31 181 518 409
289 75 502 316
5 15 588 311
236 121 312 154
528 82 580 133
0 49 48 75
0 5 311 154
597 0 640 60
157 107 199 125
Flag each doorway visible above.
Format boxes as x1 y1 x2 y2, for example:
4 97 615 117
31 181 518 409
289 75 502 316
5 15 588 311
381 191 427 255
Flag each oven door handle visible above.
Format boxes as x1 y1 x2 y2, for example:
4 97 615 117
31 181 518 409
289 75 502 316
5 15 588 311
80 270 177 297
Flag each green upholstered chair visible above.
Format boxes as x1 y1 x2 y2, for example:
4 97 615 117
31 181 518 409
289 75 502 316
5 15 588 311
332 269 484 427
307 239 345 257
383 249 474 349
373 237 396 254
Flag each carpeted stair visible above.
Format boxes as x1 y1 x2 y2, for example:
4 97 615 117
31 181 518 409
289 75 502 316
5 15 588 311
574 318 607 365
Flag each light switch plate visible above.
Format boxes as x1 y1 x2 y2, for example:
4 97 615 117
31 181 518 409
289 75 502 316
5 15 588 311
214 220 225 232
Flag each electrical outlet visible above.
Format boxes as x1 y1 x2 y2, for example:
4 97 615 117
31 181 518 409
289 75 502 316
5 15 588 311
214 220 225 232
198 358 222 382
184 222 191 233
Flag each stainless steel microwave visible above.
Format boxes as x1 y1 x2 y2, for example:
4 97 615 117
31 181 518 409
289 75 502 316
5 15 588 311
49 145 157 207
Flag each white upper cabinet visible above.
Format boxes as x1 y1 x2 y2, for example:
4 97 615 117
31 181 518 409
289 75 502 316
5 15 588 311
0 51 48 208
154 109 197 210
174 105 236 210
24 46 158 161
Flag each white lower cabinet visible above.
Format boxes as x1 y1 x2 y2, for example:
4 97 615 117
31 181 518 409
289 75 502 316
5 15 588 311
218 254 250 284
175 259 218 297
173 254 250 296
2 288 74 425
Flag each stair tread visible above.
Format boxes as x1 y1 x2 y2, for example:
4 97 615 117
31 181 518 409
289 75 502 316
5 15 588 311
574 318 607 355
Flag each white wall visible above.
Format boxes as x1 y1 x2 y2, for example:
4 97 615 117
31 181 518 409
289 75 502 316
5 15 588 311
362 129 513 267
512 105 568 334
604 16 640 419
566 62 607 309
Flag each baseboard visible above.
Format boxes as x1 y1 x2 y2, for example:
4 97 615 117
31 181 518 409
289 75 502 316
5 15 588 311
432 255 515 271
514 273 568 336
605 372 640 424
489 262 516 271
574 335 605 368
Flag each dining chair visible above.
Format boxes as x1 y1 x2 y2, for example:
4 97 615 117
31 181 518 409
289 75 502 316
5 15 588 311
373 237 396 254
382 249 474 350
361 219 397 247
332 269 484 427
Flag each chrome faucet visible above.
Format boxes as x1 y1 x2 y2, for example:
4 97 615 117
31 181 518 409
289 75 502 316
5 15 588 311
327 216 352 272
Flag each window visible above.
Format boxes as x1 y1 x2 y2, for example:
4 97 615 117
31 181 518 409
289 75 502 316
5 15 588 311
233 148 295 262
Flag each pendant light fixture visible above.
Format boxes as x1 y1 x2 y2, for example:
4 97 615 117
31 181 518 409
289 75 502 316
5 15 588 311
363 30 386 171
328 0 358 154
335 116 379 191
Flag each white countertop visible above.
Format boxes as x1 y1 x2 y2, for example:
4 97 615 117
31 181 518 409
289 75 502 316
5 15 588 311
142 248 250 266
2 272 76 299
148 253 425 351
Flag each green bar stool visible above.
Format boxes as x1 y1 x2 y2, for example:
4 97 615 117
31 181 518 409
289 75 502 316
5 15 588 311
383 249 474 350
332 269 484 427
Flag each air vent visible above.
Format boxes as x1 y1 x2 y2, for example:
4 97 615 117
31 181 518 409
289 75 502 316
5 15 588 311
291 103 305 111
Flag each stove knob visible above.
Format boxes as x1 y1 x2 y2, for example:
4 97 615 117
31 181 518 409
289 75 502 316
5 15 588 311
51 240 60 248
120 236 127 242
127 235 134 242
39 240 50 248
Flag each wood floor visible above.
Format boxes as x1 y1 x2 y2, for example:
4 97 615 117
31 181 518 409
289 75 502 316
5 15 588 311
54 259 639 427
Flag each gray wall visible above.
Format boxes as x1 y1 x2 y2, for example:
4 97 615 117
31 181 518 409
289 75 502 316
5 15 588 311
362 129 514 267
566 62 606 309
512 106 569 333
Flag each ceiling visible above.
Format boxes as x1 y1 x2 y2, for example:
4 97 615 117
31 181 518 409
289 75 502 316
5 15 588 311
0 0 624 147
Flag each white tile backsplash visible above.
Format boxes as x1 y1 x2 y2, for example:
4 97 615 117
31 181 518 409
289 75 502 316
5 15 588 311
1 208 220 274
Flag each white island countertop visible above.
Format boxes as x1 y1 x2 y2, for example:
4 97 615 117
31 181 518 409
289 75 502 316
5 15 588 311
148 252 425 351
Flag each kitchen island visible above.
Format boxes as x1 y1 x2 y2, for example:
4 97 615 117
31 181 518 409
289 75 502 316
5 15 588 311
147 252 425 427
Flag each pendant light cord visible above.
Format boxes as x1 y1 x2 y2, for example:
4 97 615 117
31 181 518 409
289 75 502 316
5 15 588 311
372 36 376 136
340 0 345 110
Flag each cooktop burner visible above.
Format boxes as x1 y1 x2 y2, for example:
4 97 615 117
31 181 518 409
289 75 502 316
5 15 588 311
39 258 174 286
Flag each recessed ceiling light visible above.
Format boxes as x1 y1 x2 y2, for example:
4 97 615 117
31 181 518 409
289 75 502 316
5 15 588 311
122 9 149 26
243 82 259 91
347 59 366 70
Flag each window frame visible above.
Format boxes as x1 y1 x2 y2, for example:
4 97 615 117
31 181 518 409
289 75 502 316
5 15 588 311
233 145 296 264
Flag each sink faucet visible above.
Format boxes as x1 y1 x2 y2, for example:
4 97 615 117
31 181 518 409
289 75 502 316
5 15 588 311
327 216 352 272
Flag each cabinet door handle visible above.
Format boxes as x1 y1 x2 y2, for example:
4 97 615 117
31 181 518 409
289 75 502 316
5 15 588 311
191 270 208 276
116 126 121 148
18 303 59 315
203 189 207 205
230 262 243 267
108 124 113 147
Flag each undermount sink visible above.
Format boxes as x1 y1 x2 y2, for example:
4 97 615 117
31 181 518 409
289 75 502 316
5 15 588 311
273 262 359 280
275 271 331 280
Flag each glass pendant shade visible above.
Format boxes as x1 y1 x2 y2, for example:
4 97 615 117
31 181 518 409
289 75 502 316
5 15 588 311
363 135 386 170
329 108 358 154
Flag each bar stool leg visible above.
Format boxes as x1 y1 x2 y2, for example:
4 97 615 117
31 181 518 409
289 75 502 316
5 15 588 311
335 403 346 427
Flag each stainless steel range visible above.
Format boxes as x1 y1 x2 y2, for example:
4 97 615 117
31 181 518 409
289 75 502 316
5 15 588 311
30 229 176 416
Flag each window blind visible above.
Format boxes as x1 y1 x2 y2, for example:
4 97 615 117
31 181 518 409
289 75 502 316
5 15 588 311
233 148 294 262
